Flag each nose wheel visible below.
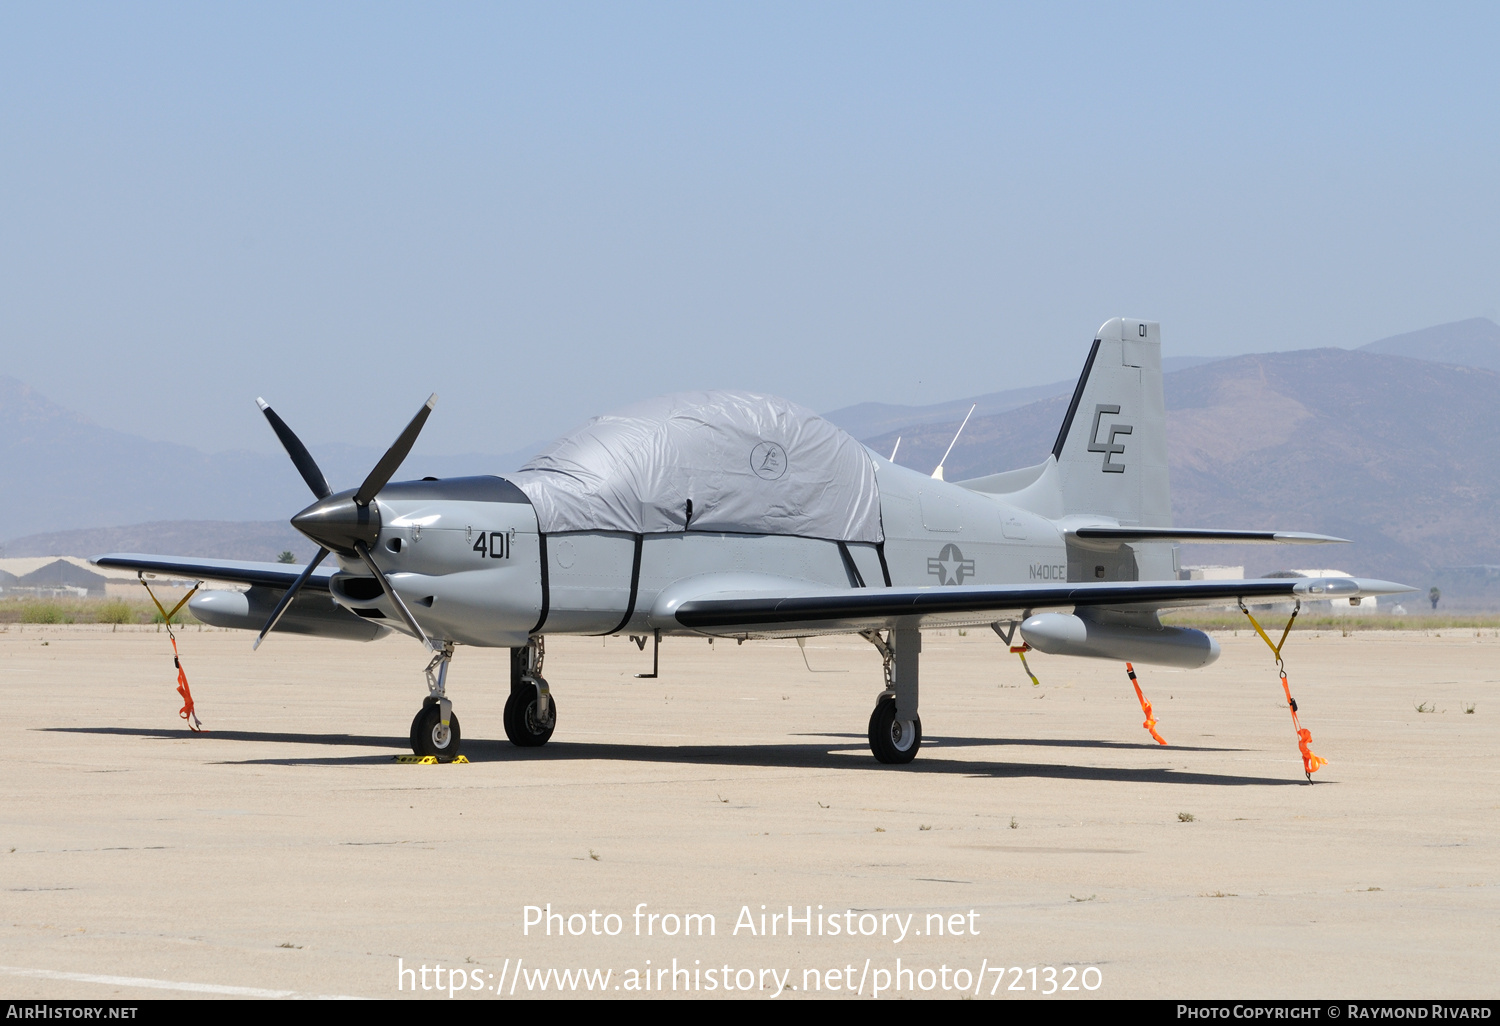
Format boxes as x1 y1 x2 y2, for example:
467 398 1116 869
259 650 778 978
411 698 462 759
409 642 462 760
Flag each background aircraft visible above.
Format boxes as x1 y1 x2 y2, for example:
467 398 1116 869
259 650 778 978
96 319 1408 764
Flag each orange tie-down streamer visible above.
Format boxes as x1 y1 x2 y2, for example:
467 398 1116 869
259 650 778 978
1239 600 1325 779
139 575 204 732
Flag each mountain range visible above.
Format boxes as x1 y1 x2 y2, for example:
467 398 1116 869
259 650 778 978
836 318 1500 586
0 376 537 549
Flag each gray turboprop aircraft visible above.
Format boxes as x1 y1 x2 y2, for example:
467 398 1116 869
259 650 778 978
95 319 1409 764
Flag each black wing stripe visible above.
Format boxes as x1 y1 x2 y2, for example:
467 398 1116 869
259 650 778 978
675 579 1331 629
92 554 334 591
1071 528 1348 544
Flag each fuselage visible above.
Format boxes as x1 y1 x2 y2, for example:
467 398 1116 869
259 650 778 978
321 456 1165 649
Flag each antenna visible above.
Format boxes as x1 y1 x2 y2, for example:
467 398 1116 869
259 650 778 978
932 404 976 481
889 436 901 462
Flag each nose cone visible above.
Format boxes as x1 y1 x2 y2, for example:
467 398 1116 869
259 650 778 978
291 489 380 555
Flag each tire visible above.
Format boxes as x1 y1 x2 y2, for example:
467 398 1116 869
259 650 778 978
412 703 461 760
409 696 438 753
504 687 556 747
867 695 921 764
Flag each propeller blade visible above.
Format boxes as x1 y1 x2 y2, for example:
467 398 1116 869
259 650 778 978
353 540 433 651
251 547 330 650
354 394 437 507
257 398 332 500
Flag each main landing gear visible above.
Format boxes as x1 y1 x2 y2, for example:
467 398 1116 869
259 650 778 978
411 642 461 759
404 636 556 759
859 627 922 764
504 636 556 748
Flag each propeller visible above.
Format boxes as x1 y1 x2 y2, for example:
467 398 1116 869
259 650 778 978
253 394 438 651
355 395 436 506
256 399 331 500
252 545 329 650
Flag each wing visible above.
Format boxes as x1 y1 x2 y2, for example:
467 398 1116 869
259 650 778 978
655 573 1412 638
91 553 336 591
1066 527 1348 545
92 552 394 643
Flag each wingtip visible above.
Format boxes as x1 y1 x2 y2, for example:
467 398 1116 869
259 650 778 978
251 636 263 651
256 397 269 411
426 393 438 409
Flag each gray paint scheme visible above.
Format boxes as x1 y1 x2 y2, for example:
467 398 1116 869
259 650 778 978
193 586 390 642
94 318 1408 670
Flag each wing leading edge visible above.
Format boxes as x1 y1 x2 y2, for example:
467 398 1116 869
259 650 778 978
1067 527 1348 545
91 553 336 591
663 575 1412 638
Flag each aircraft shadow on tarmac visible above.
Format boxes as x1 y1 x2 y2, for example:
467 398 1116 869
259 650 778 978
42 726 1302 786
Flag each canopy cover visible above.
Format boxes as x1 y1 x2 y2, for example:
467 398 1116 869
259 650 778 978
507 391 883 542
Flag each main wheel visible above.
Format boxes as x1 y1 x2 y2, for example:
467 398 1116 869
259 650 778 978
412 703 461 759
504 687 556 747
867 695 921 764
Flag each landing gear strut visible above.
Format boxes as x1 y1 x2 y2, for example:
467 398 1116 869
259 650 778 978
411 642 461 759
860 627 922 764
504 636 556 747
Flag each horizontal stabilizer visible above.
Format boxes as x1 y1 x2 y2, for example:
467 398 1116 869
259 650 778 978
1068 527 1349 545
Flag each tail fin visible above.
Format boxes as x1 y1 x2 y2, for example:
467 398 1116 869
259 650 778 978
1051 318 1170 528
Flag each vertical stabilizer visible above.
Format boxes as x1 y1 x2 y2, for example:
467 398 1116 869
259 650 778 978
1051 318 1170 528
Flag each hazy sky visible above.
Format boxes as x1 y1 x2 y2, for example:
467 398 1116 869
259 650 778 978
3 3 1497 458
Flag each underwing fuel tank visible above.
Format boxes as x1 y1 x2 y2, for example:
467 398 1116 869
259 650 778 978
1019 613 1220 669
191 587 391 642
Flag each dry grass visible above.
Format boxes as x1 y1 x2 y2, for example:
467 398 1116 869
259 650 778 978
1161 611 1500 632
0 597 196 626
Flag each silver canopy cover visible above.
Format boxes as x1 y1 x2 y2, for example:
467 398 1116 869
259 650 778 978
507 391 883 543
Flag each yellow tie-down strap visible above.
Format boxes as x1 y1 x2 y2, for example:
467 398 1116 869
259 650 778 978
1239 599 1326 779
395 755 469 764
139 575 203 731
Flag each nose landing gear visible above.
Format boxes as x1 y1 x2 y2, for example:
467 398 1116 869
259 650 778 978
410 642 462 760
